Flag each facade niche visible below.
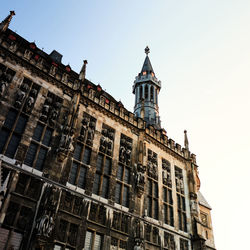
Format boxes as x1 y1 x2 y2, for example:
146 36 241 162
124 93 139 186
79 112 96 146
147 149 158 180
99 124 115 156
40 92 62 126
0 63 15 96
119 134 132 165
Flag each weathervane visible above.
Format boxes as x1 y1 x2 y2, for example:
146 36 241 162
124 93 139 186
145 46 150 55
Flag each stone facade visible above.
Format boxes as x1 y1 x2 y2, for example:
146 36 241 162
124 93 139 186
0 12 216 250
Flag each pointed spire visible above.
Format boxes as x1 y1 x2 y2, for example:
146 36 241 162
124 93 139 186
0 11 15 33
141 46 154 74
79 60 88 81
184 130 189 150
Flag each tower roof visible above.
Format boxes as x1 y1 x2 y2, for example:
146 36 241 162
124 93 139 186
141 46 154 74
141 55 154 74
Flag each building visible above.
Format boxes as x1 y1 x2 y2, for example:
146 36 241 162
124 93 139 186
0 11 216 250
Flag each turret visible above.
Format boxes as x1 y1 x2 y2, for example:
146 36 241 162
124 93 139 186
133 47 161 128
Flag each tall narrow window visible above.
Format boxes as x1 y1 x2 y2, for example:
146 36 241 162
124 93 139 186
162 159 174 226
180 238 189 250
56 219 79 248
139 86 142 100
93 153 112 198
163 232 175 250
24 123 53 171
0 78 39 158
145 84 148 100
150 86 153 101
147 149 159 219
115 134 132 207
69 113 96 189
84 230 103 250
175 167 187 232
93 125 114 198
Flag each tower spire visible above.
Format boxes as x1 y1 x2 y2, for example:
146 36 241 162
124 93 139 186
133 47 162 128
0 11 15 33
184 130 189 150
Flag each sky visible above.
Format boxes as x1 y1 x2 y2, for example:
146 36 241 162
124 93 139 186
1 0 250 249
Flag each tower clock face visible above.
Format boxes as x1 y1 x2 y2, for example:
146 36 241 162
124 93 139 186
201 213 208 226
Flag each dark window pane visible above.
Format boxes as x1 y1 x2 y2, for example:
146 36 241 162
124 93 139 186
24 142 38 166
148 180 152 195
42 127 53 146
3 201 19 226
153 182 158 197
169 189 173 204
35 147 47 171
5 134 21 158
82 147 91 165
115 182 121 204
14 115 27 134
170 207 174 226
117 165 123 180
17 206 33 231
78 166 87 189
0 128 9 153
73 143 82 161
177 195 181 209
104 157 111 175
96 154 103 172
147 197 152 217
93 173 101 195
124 167 130 184
101 176 109 198
182 197 186 211
4 109 17 129
154 200 158 219
69 162 78 185
163 188 167 202
32 123 44 141
122 186 129 207
164 204 168 223
15 174 27 195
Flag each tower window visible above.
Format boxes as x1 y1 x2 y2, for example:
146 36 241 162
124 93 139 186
150 86 154 101
139 86 142 100
143 71 147 75
145 85 148 99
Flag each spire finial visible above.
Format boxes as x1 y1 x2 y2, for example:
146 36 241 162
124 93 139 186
145 46 150 55
0 11 15 33
184 130 189 150
79 59 88 81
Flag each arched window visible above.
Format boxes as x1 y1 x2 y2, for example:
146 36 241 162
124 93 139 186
139 86 142 100
145 85 148 100
150 86 154 101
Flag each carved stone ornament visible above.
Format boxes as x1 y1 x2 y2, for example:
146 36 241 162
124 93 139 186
0 68 12 96
147 150 158 180
36 185 59 238
99 126 114 156
175 169 184 194
162 159 172 187
134 163 146 197
14 83 29 108
119 134 132 165
40 94 61 126
79 113 96 146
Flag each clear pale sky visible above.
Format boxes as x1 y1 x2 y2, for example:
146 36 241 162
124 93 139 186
2 1 250 249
